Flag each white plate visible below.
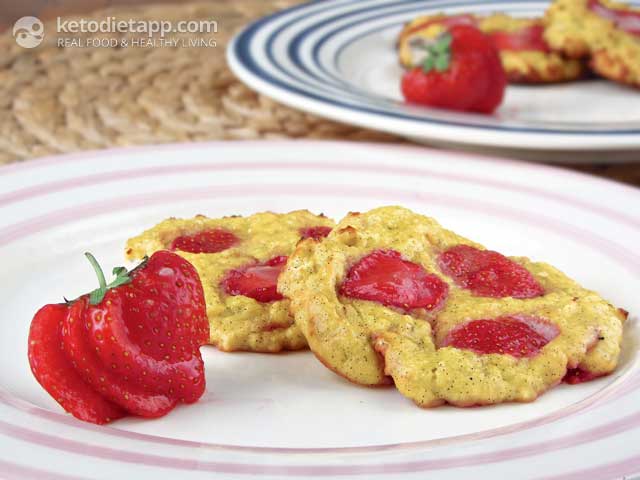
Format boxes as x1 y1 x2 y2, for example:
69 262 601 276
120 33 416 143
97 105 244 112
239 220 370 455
0 141 639 479
227 0 640 160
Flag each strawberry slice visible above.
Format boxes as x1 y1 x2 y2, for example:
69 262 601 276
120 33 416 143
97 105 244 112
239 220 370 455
588 0 640 36
221 256 287 303
439 245 544 298
442 315 559 358
299 226 332 240
563 368 601 384
28 304 125 424
489 24 551 52
62 297 178 417
171 229 239 254
116 251 209 352
339 249 448 312
85 252 208 403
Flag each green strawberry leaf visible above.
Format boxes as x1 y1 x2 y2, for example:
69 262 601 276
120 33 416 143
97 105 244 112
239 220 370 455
108 275 132 289
112 266 127 277
421 32 452 74
422 55 436 72
433 33 452 53
435 52 450 72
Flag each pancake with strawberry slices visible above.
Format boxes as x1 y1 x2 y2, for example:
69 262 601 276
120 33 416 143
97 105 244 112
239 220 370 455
279 207 626 407
545 0 640 88
398 13 584 83
126 211 334 352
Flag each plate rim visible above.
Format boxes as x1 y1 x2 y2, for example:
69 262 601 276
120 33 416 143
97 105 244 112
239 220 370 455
3 139 639 199
227 0 640 151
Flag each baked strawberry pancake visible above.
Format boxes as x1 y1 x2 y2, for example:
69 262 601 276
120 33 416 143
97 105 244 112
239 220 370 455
545 0 640 87
279 206 626 407
126 211 334 353
398 13 584 83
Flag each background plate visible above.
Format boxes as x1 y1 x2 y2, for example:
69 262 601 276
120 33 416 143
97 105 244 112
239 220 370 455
0 141 639 478
228 0 640 159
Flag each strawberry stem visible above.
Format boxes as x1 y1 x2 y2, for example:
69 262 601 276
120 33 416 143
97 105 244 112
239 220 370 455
85 252 107 304
85 252 132 305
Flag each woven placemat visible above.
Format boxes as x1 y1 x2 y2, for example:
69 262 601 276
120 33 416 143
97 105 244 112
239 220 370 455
0 1 399 162
0 1 638 187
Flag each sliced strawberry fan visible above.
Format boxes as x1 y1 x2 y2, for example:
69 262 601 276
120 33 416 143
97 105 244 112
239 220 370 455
28 251 210 424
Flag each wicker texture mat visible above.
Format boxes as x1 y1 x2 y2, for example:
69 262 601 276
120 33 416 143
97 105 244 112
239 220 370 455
0 1 398 163
0 1 638 186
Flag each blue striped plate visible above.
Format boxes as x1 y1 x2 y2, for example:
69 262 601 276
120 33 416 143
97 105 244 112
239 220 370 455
228 0 640 156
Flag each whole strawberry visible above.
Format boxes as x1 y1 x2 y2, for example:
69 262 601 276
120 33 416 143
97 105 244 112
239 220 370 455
401 25 507 114
28 251 209 424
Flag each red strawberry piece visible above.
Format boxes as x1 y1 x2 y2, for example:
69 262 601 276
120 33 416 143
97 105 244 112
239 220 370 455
489 24 551 52
442 315 559 358
439 245 545 299
299 226 332 240
563 368 602 385
404 14 477 37
401 25 507 114
472 42 508 114
62 297 178 417
588 0 640 36
84 251 209 404
28 304 125 425
114 251 209 353
339 249 448 312
171 229 239 254
221 256 287 303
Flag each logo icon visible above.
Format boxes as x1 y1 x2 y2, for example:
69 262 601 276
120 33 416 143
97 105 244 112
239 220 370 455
13 16 44 48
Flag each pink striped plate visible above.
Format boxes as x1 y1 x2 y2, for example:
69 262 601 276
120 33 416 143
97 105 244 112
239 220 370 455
0 141 638 479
